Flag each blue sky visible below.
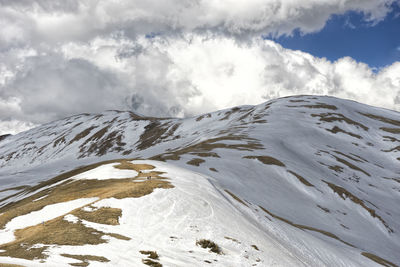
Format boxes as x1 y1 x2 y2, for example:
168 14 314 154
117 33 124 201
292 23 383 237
270 3 400 68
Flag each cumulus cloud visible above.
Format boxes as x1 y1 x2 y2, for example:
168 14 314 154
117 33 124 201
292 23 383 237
0 0 399 134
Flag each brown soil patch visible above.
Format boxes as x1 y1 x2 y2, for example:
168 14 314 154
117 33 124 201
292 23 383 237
225 190 249 207
332 156 370 176
0 160 173 261
287 170 314 187
322 181 392 233
359 113 400 127
312 113 369 131
151 134 263 162
287 103 337 110
61 254 110 267
251 244 259 251
0 264 25 267
243 156 285 167
361 252 399 267
140 251 159 260
196 239 222 254
380 127 400 134
186 158 205 166
209 168 218 172
258 206 355 247
326 126 362 139
72 207 122 225
142 259 162 267
136 122 180 151
68 126 98 145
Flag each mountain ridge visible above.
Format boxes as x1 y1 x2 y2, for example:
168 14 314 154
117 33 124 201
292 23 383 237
0 95 399 266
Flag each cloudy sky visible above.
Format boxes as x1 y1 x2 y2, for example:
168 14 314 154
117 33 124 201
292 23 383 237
0 0 399 135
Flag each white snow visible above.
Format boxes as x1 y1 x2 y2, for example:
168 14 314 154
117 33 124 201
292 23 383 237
71 163 138 180
0 198 98 246
0 96 399 266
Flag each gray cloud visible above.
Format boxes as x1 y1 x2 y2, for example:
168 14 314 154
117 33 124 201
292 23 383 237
0 0 399 134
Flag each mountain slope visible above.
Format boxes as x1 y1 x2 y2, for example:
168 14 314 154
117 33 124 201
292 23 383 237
0 95 399 266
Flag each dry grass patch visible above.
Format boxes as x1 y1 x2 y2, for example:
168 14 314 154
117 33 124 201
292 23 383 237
380 127 400 134
0 160 173 261
287 103 337 110
287 170 314 187
0 217 108 260
311 113 369 131
186 158 205 166
196 239 222 254
0 264 25 267
361 252 398 267
151 134 263 162
251 244 259 251
140 251 159 260
326 126 362 139
359 113 400 127
225 190 249 207
142 259 162 267
331 155 370 176
243 156 285 167
72 207 122 225
61 254 110 267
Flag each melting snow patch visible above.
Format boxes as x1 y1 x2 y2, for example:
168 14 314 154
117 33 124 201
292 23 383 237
6 198 98 231
64 214 79 223
33 195 48 202
71 163 138 180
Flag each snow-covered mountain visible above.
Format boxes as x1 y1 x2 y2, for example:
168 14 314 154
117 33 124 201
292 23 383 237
0 95 399 267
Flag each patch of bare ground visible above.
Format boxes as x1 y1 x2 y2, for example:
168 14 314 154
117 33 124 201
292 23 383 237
196 239 222 254
289 99 309 103
383 136 400 142
317 205 330 213
287 103 338 110
382 146 400 152
287 170 314 187
135 121 180 150
209 168 218 172
361 252 399 267
0 264 25 267
326 126 362 139
140 251 159 260
359 113 400 127
380 127 400 134
68 126 98 145
151 134 263 161
72 207 122 225
80 130 126 157
251 244 259 251
0 160 172 260
243 155 285 167
322 181 393 233
258 206 355 248
142 259 162 267
332 156 370 177
312 113 369 131
225 190 249 207
186 158 205 166
190 152 220 158
140 251 162 267
61 254 110 267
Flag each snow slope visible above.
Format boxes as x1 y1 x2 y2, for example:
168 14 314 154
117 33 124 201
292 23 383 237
0 95 399 266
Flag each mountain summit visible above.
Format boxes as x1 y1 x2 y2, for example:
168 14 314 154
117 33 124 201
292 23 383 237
0 95 399 266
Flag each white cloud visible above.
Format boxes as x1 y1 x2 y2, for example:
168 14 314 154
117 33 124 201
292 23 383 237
0 0 399 134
